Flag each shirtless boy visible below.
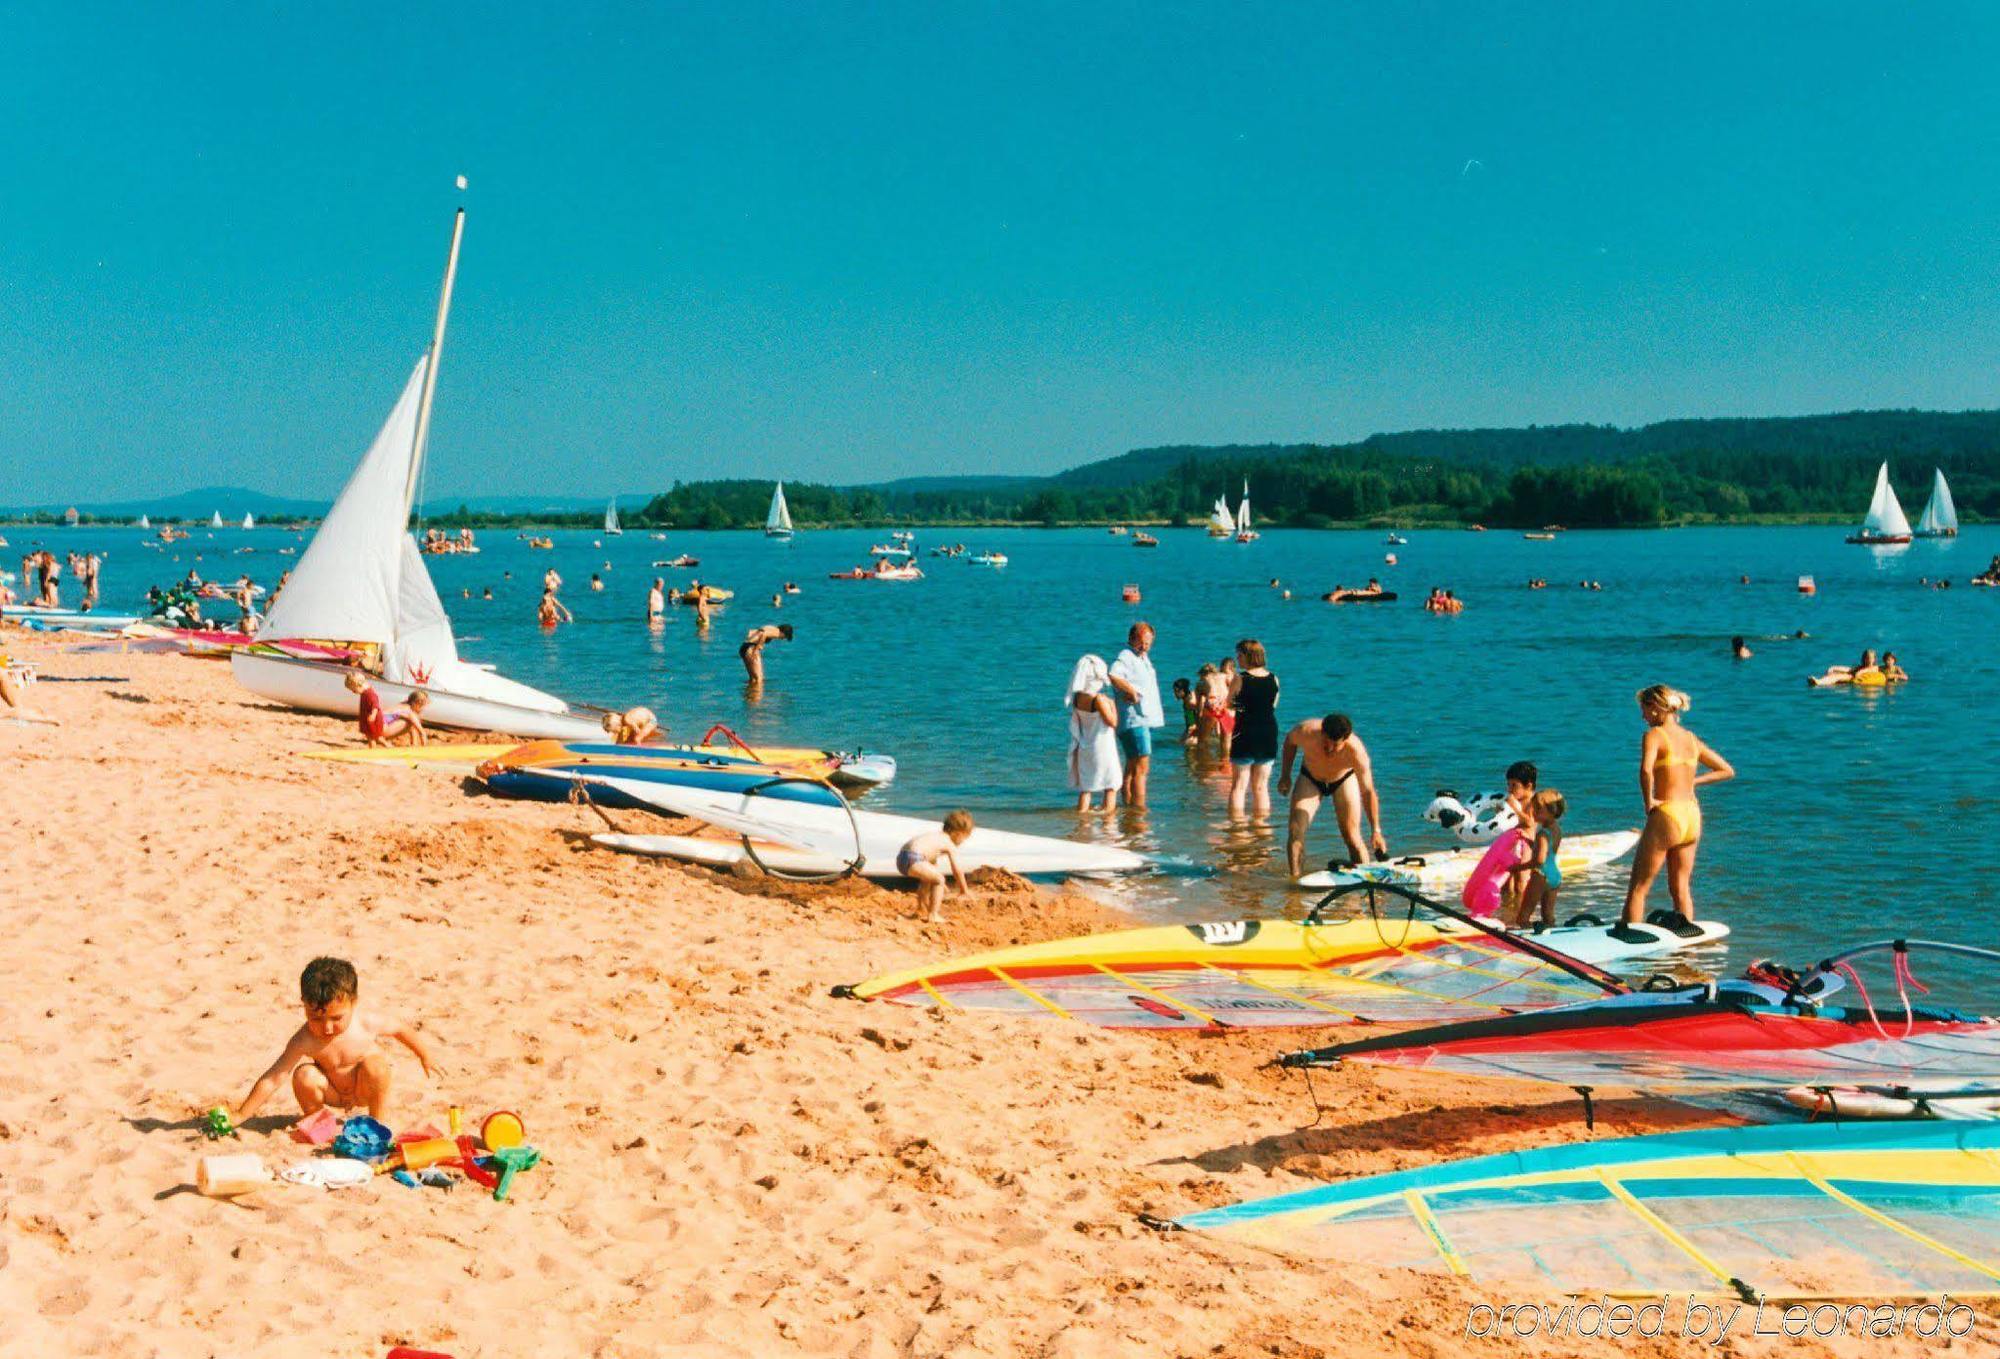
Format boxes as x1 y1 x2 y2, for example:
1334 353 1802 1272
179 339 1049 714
1277 713 1388 877
898 809 974 922
234 957 441 1124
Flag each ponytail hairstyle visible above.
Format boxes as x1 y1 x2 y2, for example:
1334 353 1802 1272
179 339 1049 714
1635 684 1691 716
1532 789 1566 823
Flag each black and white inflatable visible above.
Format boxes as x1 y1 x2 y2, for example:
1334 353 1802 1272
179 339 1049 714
1422 789 1518 845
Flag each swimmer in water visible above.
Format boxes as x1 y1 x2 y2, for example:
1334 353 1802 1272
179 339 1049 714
1731 635 1752 659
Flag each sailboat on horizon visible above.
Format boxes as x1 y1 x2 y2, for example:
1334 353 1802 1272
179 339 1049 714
605 499 622 536
242 512 255 530
137 514 150 529
1206 492 1234 537
1234 478 1259 543
765 482 794 539
1847 462 1913 545
230 202 605 741
210 510 224 528
1914 468 1958 538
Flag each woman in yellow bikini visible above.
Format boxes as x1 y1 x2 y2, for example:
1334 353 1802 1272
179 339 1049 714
1620 684 1733 935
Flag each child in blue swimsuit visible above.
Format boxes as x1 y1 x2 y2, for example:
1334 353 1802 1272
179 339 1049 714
1513 790 1565 930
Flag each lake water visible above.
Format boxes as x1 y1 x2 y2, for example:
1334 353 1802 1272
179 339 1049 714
18 521 1997 994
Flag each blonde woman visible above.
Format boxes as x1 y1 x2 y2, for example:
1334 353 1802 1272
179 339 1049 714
1619 684 1733 937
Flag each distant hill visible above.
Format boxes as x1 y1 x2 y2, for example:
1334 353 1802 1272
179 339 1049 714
16 407 2000 528
7 485 332 521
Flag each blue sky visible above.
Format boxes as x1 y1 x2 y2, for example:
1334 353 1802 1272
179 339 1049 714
6 3 2000 502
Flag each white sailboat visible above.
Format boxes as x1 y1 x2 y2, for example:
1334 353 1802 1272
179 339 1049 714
1846 461 1913 545
765 482 794 539
137 514 150 529
242 512 256 530
1206 493 1235 537
604 499 622 536
1915 468 1958 538
1234 478 1259 542
210 510 225 528
231 206 604 741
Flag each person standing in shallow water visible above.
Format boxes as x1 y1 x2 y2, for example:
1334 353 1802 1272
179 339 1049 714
1106 622 1163 808
1617 684 1734 940
1225 639 1279 817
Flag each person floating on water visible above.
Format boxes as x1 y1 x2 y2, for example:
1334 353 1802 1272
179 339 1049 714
1808 648 1882 687
1618 684 1734 940
231 956 443 1126
899 810 974 923
1731 635 1753 659
1278 712 1387 876
1106 622 1164 809
602 706 660 745
1066 654 1122 814
1226 639 1279 816
739 623 793 683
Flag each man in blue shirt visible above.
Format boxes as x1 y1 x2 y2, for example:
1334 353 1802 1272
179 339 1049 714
1107 621 1163 808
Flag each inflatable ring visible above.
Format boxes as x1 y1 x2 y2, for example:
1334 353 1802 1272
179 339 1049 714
1422 789 1518 845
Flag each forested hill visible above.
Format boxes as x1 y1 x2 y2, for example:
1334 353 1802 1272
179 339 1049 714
630 408 2000 530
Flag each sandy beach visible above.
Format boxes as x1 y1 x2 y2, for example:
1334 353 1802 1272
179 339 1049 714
2 625 1988 1358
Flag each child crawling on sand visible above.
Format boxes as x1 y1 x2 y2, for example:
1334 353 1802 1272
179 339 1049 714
234 957 442 1125
899 809 974 922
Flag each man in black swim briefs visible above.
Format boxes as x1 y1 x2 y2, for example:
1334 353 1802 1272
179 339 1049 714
1277 713 1387 878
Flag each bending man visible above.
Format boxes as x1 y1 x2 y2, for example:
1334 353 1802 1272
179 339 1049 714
1277 713 1387 877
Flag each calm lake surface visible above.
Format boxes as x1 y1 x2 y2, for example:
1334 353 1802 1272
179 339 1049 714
26 521 1998 993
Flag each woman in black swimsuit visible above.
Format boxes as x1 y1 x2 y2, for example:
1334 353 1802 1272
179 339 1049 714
1227 638 1280 817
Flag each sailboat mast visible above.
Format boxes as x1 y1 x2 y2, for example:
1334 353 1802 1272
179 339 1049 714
405 203 466 519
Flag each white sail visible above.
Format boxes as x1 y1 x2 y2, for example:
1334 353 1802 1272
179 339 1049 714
1916 468 1958 536
1859 461 1912 539
210 510 224 528
765 482 793 535
605 499 621 534
137 514 150 529
257 358 430 649
1236 479 1251 533
242 512 255 529
1208 495 1234 534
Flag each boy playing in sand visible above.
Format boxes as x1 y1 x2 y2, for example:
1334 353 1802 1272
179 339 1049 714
234 957 441 1124
898 809 974 923
344 668 388 746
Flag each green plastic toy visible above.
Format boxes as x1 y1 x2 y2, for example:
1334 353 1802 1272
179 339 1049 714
488 1145 541 1202
201 1106 238 1141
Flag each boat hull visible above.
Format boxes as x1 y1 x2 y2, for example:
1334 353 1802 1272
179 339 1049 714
1845 533 1912 545
230 651 604 740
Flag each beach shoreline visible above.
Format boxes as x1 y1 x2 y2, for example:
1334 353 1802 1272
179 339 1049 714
2 623 1987 1357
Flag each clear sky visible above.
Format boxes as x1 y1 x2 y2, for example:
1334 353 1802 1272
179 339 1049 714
7 3 2000 502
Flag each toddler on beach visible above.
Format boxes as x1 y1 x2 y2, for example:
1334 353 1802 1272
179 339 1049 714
233 957 442 1125
1508 790 1566 930
899 810 974 923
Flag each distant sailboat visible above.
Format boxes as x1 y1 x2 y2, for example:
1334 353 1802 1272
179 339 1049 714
137 514 150 529
210 510 225 528
1207 494 1235 537
1915 468 1958 538
1847 462 1913 545
1234 478 1259 542
765 482 794 539
242 512 256 530
231 202 603 741
605 499 622 536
